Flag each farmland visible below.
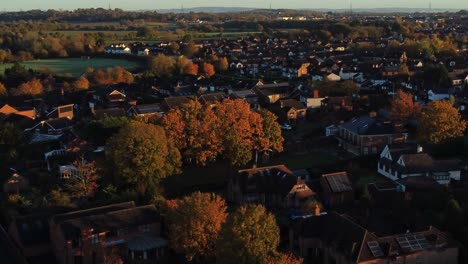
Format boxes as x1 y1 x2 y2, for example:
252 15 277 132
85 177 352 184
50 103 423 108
0 58 141 77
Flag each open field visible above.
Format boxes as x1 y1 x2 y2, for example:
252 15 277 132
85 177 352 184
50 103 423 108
0 58 141 77
47 30 137 36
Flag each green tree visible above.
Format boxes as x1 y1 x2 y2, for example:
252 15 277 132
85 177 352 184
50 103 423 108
148 53 176 77
418 100 467 144
216 204 280 264
165 192 227 262
340 80 360 96
106 121 181 193
258 109 284 153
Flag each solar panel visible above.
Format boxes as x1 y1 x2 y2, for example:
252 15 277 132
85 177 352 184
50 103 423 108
367 241 384 258
396 235 430 252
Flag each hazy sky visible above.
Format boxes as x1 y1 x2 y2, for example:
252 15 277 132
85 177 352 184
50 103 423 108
2 0 467 11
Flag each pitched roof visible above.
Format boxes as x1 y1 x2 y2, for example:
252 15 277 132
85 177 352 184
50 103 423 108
322 172 353 193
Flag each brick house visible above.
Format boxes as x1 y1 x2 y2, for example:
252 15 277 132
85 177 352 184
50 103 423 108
290 212 459 264
272 99 307 123
49 202 167 264
335 115 408 156
228 165 316 208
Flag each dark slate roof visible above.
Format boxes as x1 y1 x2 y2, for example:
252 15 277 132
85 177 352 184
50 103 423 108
292 212 367 262
238 165 301 198
340 116 402 135
322 172 353 193
279 99 306 110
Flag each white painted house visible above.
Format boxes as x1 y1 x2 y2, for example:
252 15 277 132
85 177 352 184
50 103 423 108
377 144 461 185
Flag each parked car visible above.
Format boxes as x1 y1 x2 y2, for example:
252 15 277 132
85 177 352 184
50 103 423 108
280 124 292 130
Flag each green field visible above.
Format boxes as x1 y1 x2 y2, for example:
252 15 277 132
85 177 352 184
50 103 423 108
0 58 141 77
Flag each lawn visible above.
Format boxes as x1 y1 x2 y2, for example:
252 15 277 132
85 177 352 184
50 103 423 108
0 58 141 77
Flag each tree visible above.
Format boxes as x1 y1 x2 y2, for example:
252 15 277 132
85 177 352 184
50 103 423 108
266 253 303 264
315 79 338 97
48 189 74 208
12 79 44 96
215 57 229 72
216 204 280 264
103 248 124 264
73 77 90 90
165 192 227 262
202 62 216 78
340 80 359 96
182 41 198 57
106 121 181 193
176 56 198 76
418 100 467 144
390 90 421 121
148 54 176 77
258 109 284 153
423 64 450 88
65 159 99 199
161 100 222 166
0 82 7 99
214 99 266 166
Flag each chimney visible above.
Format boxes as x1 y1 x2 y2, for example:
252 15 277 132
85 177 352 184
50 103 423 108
313 89 319 98
315 204 321 216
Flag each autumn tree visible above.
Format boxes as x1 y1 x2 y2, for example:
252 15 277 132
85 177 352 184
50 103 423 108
418 100 467 144
202 62 216 78
214 99 266 166
165 192 227 262
0 82 7 99
258 109 284 153
65 159 100 199
182 41 198 57
12 79 44 96
103 248 124 264
73 77 90 90
106 121 181 193
390 90 421 121
215 57 229 72
216 204 280 264
148 53 176 77
176 56 198 76
110 67 134 84
161 100 222 166
266 253 303 264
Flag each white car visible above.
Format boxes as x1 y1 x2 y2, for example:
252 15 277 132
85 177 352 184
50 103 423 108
280 124 292 130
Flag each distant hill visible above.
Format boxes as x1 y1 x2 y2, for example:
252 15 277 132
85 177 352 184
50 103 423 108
153 6 465 14
155 7 256 13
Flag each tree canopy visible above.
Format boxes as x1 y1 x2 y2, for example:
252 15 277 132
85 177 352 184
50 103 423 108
12 79 44 96
216 204 280 264
165 192 227 262
418 100 467 144
390 90 421 121
105 121 181 193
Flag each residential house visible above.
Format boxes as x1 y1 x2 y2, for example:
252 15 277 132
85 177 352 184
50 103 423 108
127 104 164 119
8 215 53 263
300 90 325 109
230 89 259 109
162 96 195 111
335 115 408 156
290 212 459 264
93 108 127 119
321 96 353 112
25 118 74 143
106 90 127 108
46 104 74 120
377 144 461 185
320 172 354 207
49 202 167 264
0 104 36 120
104 44 132 55
428 88 452 101
273 99 307 123
253 82 293 104
198 92 228 108
326 73 341 82
228 165 316 208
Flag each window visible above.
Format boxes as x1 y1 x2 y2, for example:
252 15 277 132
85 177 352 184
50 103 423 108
363 148 369 155
143 251 147 260
91 234 99 244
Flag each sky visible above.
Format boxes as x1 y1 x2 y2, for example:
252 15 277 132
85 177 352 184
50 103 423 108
1 0 467 11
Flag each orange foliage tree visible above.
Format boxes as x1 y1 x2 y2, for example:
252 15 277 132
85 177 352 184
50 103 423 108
0 82 7 98
214 99 271 166
73 77 90 90
65 159 100 199
202 62 215 78
12 79 44 96
161 100 222 166
418 100 467 144
165 192 227 262
390 90 421 121
266 253 303 264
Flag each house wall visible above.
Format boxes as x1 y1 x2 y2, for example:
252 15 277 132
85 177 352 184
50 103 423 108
8 222 52 258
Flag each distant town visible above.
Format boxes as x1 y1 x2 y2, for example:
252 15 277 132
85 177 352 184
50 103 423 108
0 7 467 264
